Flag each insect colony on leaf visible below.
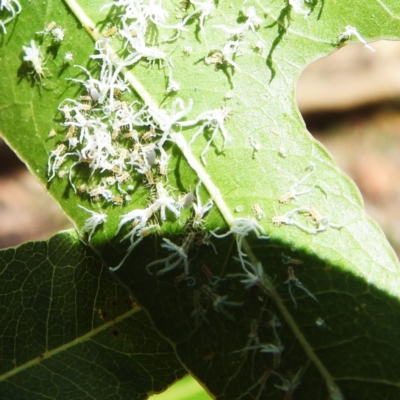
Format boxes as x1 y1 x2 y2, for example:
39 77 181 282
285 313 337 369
38 2 348 398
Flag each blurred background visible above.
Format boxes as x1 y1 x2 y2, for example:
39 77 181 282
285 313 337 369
1 40 400 398
1 40 400 254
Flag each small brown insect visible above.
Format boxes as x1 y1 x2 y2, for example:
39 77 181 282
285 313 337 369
142 129 156 141
80 95 93 102
111 165 122 174
203 352 215 361
77 184 87 193
122 130 138 140
113 88 121 98
48 129 57 138
116 171 131 183
89 186 107 197
39 21 56 34
102 176 116 185
281 253 303 266
54 144 67 156
56 157 66 168
66 126 76 139
61 104 73 119
251 203 265 220
112 128 120 140
47 21 57 31
77 102 92 111
271 215 289 226
112 196 124 205
57 170 67 178
181 0 192 11
144 169 155 185
104 26 118 37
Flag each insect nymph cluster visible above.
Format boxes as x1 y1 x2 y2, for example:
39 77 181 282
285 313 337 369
39 2 351 398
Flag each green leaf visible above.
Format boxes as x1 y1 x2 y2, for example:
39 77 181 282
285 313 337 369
2 0 400 398
0 231 185 398
152 375 212 400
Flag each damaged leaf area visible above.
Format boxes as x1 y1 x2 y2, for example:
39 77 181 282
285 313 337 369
2 0 400 398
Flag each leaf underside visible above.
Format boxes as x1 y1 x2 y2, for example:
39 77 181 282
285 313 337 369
1 0 400 399
0 231 185 399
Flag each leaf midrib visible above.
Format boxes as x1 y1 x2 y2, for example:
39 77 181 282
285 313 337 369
0 306 140 381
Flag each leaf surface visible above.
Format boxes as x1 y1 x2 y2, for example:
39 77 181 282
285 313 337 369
1 0 400 399
0 231 185 399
